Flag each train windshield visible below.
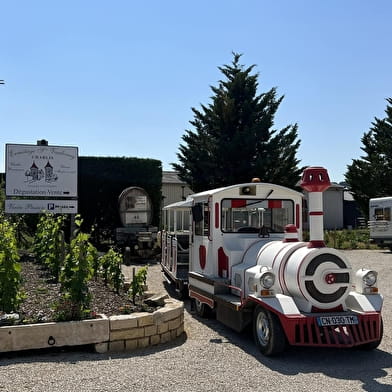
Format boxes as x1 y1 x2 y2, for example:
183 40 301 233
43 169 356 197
221 198 294 233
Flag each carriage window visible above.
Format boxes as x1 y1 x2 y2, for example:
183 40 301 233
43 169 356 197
169 209 175 231
221 199 294 233
375 207 391 221
176 209 190 231
194 203 210 236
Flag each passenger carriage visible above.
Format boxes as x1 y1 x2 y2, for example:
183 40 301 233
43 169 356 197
161 199 193 298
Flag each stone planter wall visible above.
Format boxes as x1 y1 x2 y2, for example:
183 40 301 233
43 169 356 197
0 315 109 352
0 298 184 354
96 298 184 353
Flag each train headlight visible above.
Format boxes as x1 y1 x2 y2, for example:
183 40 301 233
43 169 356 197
259 269 275 289
355 269 378 294
363 270 377 286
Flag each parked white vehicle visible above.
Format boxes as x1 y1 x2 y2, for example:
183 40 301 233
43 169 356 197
368 197 392 251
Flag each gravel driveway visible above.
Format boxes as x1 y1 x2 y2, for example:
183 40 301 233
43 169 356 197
0 250 391 392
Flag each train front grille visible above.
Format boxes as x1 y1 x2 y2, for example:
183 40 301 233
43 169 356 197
284 313 381 347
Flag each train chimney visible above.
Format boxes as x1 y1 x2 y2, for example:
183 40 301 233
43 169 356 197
300 167 331 248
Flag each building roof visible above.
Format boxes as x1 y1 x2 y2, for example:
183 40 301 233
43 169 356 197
162 171 186 185
344 191 356 201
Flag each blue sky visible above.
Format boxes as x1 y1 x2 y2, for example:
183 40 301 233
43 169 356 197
1 0 391 183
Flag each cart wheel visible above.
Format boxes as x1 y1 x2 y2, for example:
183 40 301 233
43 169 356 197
194 298 210 318
253 306 286 356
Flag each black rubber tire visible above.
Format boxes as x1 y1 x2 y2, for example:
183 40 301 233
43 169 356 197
253 306 286 356
194 298 210 318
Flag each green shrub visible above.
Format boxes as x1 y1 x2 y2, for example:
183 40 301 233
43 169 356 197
324 229 372 249
99 247 124 293
55 217 95 321
34 214 66 281
129 266 148 305
0 215 23 313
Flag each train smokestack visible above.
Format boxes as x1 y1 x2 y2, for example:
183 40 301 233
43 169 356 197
300 167 331 248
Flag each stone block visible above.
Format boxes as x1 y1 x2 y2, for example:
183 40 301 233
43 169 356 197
109 340 125 352
138 337 150 348
150 334 161 346
109 315 138 330
136 313 154 327
152 311 164 324
94 342 109 353
0 317 109 352
168 317 181 331
157 322 169 334
158 305 183 323
125 339 138 351
160 331 171 344
144 325 157 337
110 327 144 341
144 293 168 307
176 324 184 337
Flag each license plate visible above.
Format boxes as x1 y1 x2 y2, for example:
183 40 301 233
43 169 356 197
317 315 359 327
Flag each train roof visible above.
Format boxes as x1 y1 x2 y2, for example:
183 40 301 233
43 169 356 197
163 199 193 210
369 196 392 203
164 182 303 210
190 182 303 200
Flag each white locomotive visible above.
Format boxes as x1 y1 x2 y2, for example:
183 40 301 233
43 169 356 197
161 167 383 355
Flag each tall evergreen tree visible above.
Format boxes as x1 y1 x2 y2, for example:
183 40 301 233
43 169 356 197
173 53 302 192
346 98 392 216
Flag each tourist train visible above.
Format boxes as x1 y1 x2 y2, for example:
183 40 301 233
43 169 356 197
160 167 383 355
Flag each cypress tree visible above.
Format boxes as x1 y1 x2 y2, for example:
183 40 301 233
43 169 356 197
173 53 302 192
346 98 392 216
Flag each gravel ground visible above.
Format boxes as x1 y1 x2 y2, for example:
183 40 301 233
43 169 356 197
0 250 391 392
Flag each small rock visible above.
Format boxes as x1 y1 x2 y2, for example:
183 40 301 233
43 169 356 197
144 293 168 307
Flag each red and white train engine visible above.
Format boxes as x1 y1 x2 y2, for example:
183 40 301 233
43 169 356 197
161 167 383 355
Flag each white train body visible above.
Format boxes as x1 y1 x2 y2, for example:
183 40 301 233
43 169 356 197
161 167 383 355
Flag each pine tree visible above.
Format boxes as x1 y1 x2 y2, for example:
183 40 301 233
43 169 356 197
346 98 392 216
173 53 302 192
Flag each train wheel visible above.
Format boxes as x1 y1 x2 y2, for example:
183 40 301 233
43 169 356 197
194 299 210 318
253 306 286 356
